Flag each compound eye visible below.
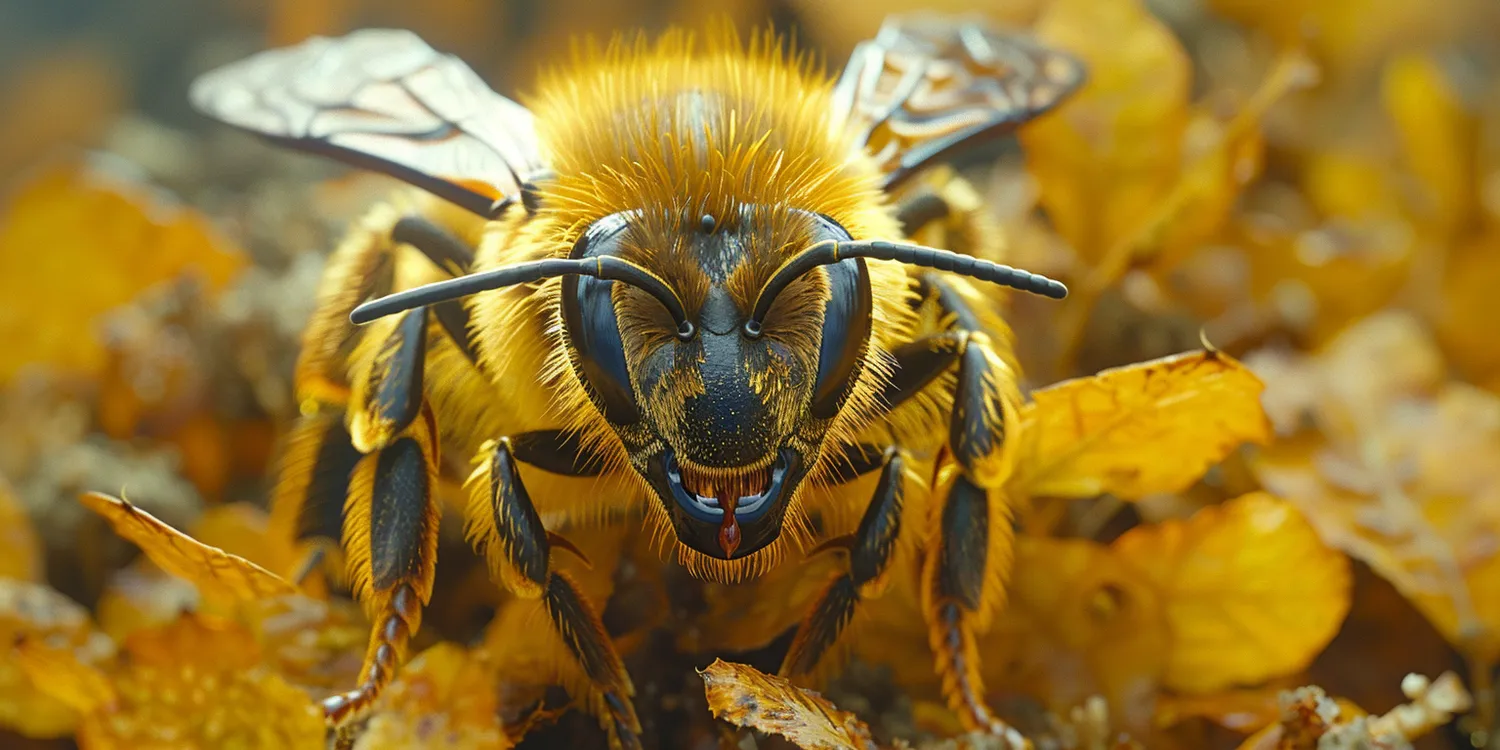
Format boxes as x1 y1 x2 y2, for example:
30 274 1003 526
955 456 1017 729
801 211 871 420
560 211 642 424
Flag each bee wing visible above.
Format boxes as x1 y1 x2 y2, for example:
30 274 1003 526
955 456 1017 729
190 28 547 218
832 15 1086 191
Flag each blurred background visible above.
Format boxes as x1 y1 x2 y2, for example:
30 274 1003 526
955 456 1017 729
1 0 1499 749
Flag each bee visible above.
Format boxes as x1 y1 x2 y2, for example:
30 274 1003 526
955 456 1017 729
191 15 1082 748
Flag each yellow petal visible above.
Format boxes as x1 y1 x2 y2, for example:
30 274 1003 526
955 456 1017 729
1015 350 1272 499
700 659 879 750
1113 493 1352 693
79 492 297 604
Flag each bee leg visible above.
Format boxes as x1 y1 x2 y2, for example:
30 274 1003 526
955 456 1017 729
323 404 441 725
908 276 1025 741
467 437 641 750
270 410 363 583
324 306 447 724
781 446 904 678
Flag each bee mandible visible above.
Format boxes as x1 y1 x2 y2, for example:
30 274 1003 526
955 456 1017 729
191 16 1083 748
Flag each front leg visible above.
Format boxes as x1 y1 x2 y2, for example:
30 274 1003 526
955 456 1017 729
780 445 904 678
465 436 641 750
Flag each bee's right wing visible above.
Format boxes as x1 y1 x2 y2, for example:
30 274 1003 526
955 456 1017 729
832 15 1086 191
191 29 548 218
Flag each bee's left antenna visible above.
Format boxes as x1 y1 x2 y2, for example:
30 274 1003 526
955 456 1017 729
351 257 695 339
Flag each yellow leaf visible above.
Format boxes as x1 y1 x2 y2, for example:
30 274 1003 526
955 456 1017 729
0 475 42 581
1433 231 1500 386
79 492 298 604
1022 0 1191 263
1254 386 1500 665
983 537 1169 733
1383 53 1477 236
94 563 200 643
1015 350 1272 499
78 613 324 750
0 579 116 739
0 158 246 383
1113 492 1352 693
355 642 512 749
13 639 117 716
700 659 880 750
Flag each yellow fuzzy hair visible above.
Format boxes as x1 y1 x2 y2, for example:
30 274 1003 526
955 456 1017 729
458 23 926 581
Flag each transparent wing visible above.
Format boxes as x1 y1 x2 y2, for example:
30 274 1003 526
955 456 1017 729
191 28 548 218
832 15 1086 190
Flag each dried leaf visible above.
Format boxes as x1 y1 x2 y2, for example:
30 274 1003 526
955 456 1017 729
1022 0 1191 263
983 537 1169 733
1254 388 1500 665
1113 492 1352 693
1251 314 1500 665
0 474 42 581
94 562 199 642
1433 231 1500 385
0 579 116 739
1235 672 1472 750
12 640 117 716
701 659 880 750
76 613 324 750
1015 351 1272 499
1381 53 1477 235
79 492 298 604
354 642 511 749
0 158 246 382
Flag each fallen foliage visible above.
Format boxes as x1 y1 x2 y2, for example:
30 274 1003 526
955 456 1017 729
1 0 1497 748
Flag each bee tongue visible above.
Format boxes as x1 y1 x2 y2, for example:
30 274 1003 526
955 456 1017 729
717 495 741 558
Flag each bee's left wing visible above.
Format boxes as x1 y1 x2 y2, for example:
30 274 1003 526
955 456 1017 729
191 29 547 218
831 15 1086 191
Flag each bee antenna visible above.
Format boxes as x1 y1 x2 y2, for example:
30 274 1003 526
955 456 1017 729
745 239 1067 333
350 257 695 338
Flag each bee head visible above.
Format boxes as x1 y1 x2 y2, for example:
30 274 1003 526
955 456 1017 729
561 206 864 561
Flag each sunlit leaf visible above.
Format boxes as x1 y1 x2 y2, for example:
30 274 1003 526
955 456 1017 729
0 158 246 383
701 659 880 750
1015 350 1272 499
355 642 511 749
0 475 42 581
12 639 117 716
79 492 298 604
1113 492 1352 693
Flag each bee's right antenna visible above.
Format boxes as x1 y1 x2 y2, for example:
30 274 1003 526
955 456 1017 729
744 239 1067 336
